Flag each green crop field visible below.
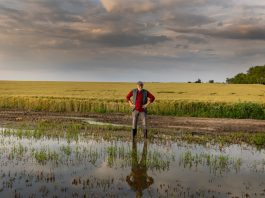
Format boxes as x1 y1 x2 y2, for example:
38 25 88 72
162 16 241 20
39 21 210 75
0 81 264 119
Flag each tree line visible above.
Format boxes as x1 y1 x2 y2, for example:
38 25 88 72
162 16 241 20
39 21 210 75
226 65 265 84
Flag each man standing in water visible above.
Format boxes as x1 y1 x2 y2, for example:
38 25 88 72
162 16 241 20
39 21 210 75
126 81 155 139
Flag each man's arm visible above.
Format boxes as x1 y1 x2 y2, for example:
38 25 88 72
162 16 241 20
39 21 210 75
126 91 135 107
143 91 155 108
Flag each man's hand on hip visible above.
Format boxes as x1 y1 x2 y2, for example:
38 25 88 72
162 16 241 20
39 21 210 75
129 101 135 108
143 101 151 109
142 104 149 109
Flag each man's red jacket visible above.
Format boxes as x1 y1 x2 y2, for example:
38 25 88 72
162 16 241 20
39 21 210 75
126 90 155 112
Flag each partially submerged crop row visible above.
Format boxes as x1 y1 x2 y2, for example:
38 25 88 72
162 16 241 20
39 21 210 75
1 120 265 148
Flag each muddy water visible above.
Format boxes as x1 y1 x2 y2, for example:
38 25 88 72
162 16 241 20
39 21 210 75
0 128 265 197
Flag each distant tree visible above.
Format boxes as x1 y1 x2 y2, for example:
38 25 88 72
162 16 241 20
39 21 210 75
195 78 202 83
226 65 265 84
208 80 214 83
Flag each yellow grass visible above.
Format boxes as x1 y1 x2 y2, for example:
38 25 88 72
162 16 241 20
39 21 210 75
0 81 264 103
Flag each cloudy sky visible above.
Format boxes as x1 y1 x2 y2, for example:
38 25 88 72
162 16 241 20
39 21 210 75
0 0 265 82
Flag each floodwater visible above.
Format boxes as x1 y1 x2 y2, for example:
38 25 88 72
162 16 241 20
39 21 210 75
0 127 265 198
64 116 130 127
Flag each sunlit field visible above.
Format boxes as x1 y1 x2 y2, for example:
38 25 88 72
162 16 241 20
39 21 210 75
0 81 264 102
0 81 264 119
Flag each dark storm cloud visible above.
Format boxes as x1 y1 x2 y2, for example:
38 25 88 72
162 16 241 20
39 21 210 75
175 35 207 44
0 0 228 48
241 5 265 10
175 44 188 49
169 26 265 40
94 33 170 47
32 0 96 21
0 0 98 27
0 5 84 36
217 22 223 27
0 0 171 49
164 13 215 27
1 0 265 82
31 33 170 49
234 48 265 57
0 7 26 20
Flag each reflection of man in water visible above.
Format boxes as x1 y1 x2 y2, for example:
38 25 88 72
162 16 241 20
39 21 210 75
126 140 154 197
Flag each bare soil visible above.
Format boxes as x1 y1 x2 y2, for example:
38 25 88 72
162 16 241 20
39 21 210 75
0 110 264 133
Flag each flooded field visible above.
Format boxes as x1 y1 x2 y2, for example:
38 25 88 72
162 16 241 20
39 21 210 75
0 124 265 198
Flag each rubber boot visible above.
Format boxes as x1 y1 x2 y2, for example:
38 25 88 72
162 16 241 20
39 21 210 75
132 128 137 139
144 129 148 139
